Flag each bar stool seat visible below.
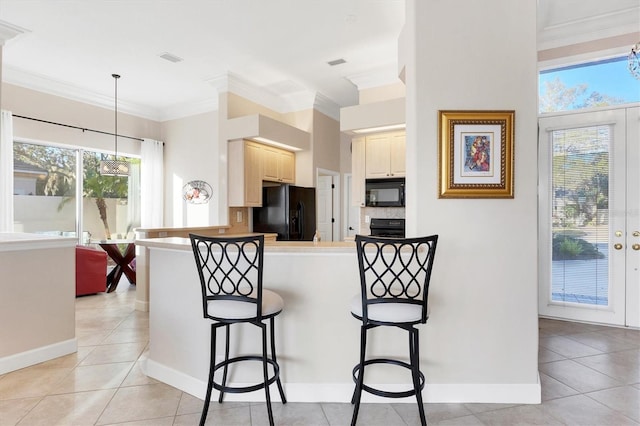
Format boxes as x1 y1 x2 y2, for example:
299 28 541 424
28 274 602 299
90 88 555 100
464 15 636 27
350 234 438 426
190 234 286 426
350 294 423 323
208 290 284 320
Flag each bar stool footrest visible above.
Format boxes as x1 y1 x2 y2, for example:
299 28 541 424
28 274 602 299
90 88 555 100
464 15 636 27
213 355 281 394
352 358 425 399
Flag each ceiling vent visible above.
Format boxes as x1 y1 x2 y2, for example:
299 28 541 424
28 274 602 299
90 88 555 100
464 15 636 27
159 52 183 63
327 58 346 66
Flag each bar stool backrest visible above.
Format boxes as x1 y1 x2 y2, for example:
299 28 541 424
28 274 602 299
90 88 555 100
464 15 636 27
355 234 438 324
190 234 265 321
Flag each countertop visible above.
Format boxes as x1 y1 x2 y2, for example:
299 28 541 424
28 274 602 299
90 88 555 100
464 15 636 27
134 225 230 234
136 236 355 254
0 232 77 252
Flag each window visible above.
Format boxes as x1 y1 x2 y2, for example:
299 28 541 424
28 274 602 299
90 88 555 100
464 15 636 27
13 142 77 236
539 56 640 113
13 140 140 242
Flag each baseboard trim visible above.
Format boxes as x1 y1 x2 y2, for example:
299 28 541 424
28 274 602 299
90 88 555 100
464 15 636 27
146 360 541 404
135 300 149 312
0 338 77 375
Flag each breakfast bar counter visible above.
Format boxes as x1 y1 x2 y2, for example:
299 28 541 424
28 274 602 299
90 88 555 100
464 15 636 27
136 236 364 403
137 236 541 404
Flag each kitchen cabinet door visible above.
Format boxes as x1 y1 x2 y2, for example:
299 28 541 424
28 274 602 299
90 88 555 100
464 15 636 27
389 132 406 177
278 150 295 183
244 142 263 206
262 146 280 181
263 145 295 183
365 131 406 178
365 133 392 178
228 140 263 207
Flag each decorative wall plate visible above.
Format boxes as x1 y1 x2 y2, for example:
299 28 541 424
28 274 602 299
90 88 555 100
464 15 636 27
183 180 213 204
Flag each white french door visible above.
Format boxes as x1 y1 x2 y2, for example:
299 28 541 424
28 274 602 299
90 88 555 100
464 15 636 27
538 106 640 327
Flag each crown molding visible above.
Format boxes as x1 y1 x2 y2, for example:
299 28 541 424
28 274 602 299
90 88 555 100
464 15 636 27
4 66 334 123
3 65 163 121
156 98 219 122
538 6 639 51
313 92 340 121
208 72 339 118
208 72 288 113
0 20 29 45
346 65 401 91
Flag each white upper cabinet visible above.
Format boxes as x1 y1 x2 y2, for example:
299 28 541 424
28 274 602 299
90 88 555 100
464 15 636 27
365 131 406 178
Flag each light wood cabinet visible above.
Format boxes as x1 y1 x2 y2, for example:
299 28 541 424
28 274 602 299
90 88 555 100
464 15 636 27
228 140 263 207
365 131 406 178
351 136 366 207
263 146 295 183
278 150 295 183
229 140 296 207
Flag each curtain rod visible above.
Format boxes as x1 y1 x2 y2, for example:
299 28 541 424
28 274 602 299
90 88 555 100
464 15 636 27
13 114 145 142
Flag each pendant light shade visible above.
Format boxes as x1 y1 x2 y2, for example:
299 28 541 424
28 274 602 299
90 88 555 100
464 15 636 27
100 73 130 176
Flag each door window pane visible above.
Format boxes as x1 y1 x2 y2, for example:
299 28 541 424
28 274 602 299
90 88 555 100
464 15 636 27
551 125 610 305
13 142 77 236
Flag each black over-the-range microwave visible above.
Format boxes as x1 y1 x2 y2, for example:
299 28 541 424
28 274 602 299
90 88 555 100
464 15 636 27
365 178 405 207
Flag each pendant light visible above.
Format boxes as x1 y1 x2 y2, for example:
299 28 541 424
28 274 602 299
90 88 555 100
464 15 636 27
100 73 130 176
629 42 640 80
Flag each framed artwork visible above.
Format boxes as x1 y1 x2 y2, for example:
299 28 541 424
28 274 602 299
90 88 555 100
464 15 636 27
438 110 514 198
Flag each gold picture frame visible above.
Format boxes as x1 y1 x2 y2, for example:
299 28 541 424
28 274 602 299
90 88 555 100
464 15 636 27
438 110 514 198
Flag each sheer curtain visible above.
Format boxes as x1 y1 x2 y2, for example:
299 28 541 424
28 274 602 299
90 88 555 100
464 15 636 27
140 138 164 228
0 110 14 232
127 162 141 236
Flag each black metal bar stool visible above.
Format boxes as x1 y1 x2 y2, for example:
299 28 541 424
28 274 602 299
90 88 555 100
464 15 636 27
190 234 286 426
350 234 438 426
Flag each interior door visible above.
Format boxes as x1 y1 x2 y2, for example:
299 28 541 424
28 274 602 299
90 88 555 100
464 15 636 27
538 107 639 327
345 174 359 238
317 175 333 241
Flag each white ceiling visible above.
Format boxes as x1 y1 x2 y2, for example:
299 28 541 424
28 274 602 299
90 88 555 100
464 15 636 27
0 0 637 122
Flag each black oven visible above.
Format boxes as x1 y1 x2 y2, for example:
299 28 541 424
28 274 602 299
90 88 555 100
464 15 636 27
369 218 406 238
365 178 405 207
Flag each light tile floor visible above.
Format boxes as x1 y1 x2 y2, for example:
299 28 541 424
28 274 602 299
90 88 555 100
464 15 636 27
1 284 639 425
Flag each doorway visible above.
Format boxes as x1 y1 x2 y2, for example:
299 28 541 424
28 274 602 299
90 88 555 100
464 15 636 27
538 106 640 327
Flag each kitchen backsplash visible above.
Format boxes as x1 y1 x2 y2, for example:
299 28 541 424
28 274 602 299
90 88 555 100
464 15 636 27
359 207 405 235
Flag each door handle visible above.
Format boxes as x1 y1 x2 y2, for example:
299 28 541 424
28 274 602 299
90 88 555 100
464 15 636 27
633 244 640 251
614 243 623 250
634 231 640 237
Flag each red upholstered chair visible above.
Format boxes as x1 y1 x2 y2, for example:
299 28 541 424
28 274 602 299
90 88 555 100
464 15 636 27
75 245 107 296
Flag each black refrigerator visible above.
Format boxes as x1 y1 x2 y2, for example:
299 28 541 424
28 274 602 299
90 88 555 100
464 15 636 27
253 184 316 241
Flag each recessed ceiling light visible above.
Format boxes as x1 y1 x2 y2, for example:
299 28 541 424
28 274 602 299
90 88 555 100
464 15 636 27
159 52 183 63
327 58 346 66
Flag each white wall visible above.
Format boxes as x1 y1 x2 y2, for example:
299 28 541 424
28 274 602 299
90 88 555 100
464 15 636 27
161 111 219 227
404 0 540 394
